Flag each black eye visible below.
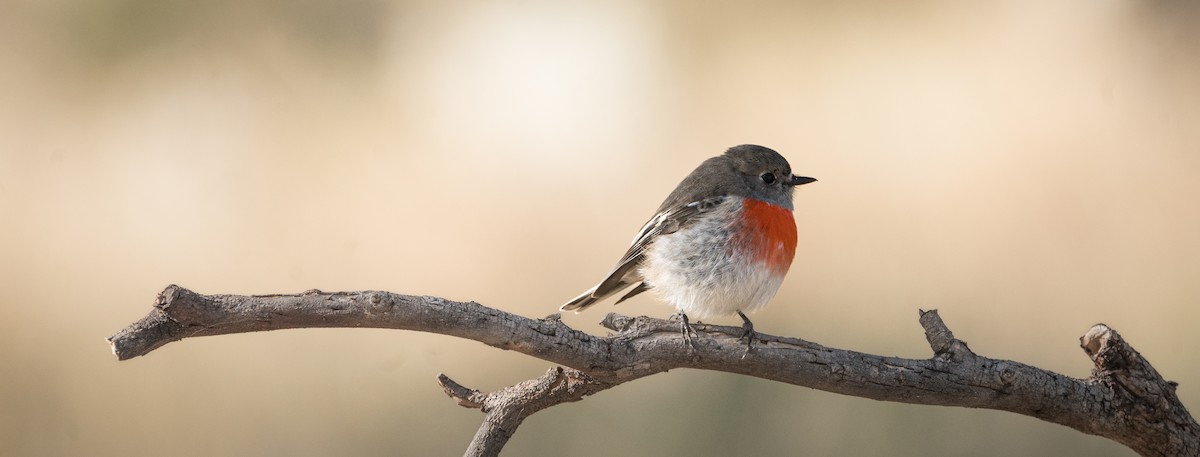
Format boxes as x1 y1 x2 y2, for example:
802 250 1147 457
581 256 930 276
760 173 776 184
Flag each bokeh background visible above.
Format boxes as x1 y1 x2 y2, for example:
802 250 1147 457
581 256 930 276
2 1 1198 455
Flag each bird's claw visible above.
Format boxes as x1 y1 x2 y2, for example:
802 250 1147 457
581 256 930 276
671 312 698 350
736 310 756 351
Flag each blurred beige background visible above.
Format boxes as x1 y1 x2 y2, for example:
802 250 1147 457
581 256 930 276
2 1 1198 455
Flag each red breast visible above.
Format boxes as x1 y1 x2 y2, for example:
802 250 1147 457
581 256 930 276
734 198 798 274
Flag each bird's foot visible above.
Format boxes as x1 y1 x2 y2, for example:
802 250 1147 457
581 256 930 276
736 310 756 350
670 312 698 349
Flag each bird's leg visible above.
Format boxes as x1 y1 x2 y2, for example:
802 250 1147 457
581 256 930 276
736 310 756 349
670 311 698 348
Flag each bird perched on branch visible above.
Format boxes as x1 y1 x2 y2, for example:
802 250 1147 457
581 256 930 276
561 144 815 346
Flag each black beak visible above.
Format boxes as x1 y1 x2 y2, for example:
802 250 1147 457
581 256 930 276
790 175 817 186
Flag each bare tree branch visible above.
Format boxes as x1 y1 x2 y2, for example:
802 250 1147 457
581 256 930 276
108 285 1199 456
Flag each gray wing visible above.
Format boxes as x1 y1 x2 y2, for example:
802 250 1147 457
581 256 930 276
560 196 725 312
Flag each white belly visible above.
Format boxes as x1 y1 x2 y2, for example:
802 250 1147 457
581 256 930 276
639 199 786 320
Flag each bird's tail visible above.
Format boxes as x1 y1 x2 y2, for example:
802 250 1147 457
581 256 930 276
559 281 648 312
560 287 602 312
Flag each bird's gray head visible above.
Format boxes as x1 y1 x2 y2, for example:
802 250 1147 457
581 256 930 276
658 144 816 212
721 144 816 209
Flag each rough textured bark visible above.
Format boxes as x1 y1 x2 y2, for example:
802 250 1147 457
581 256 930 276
108 285 1199 456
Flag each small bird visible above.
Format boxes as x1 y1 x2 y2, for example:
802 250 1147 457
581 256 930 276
560 144 815 345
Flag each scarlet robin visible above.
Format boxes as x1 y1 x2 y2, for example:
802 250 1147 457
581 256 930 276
561 144 815 346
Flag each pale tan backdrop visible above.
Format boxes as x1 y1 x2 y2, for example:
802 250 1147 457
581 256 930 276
2 1 1198 456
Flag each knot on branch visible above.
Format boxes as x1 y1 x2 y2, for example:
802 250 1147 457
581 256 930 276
1081 324 1127 371
918 309 973 359
599 313 639 333
155 285 208 321
1080 324 1177 400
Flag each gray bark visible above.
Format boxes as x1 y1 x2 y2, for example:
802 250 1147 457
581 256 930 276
108 285 1199 456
